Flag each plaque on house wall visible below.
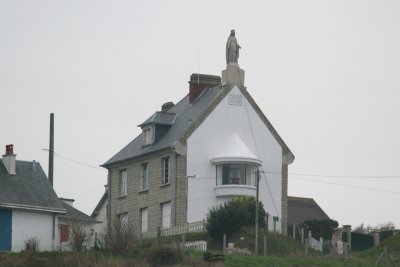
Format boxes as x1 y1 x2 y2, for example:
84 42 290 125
228 94 244 106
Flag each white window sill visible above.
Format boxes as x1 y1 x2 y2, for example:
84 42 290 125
160 183 170 188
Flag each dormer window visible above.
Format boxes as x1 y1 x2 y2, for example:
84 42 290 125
139 112 176 146
142 126 153 146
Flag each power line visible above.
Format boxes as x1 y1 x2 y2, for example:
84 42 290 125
291 176 400 195
42 149 104 171
58 157 99 199
262 172 280 216
262 171 400 179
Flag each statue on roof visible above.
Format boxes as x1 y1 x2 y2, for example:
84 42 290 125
226 29 241 65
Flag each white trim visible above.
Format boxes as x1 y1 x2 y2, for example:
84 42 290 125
0 202 66 214
214 184 256 197
210 156 262 166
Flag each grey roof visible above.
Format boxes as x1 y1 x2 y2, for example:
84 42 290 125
287 196 330 225
103 84 294 166
139 112 177 126
0 160 65 213
104 86 222 166
59 202 99 223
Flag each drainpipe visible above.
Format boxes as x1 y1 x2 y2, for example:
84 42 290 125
107 169 111 229
174 153 178 226
52 214 56 250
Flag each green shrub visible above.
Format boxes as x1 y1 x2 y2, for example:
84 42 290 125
303 219 338 240
203 251 224 261
206 196 266 241
146 245 182 267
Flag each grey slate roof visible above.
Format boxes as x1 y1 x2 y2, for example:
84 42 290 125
103 84 294 166
0 160 65 213
139 112 177 126
59 202 99 223
103 86 222 166
287 196 330 225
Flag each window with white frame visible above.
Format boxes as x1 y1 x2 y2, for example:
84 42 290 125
142 127 152 146
161 202 171 229
140 163 148 191
119 169 127 196
140 208 148 233
162 157 169 184
216 163 257 186
118 213 128 228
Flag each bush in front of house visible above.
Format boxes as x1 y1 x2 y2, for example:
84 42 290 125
145 245 182 267
104 218 137 254
303 219 339 240
69 221 90 252
24 236 40 253
206 196 266 242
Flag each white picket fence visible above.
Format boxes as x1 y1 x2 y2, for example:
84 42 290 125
335 240 344 255
184 240 207 252
141 220 206 239
309 236 323 252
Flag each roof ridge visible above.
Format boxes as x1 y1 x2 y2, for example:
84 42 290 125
288 196 314 200
16 159 40 164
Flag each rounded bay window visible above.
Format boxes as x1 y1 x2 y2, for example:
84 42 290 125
211 157 262 197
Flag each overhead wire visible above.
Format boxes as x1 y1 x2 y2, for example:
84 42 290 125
42 149 104 171
264 171 400 179
290 176 400 195
58 157 99 199
244 97 280 216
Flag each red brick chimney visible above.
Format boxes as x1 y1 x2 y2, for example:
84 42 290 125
2 144 16 175
189 74 221 104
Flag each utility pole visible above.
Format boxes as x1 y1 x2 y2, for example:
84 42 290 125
48 113 54 187
255 169 260 255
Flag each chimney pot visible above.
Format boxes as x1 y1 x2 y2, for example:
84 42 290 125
3 144 16 175
5 144 14 155
161 102 174 111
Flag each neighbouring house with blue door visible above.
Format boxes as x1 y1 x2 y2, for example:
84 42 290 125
0 144 66 252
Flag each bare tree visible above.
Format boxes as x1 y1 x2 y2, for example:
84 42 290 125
104 218 136 253
24 236 40 253
69 221 89 252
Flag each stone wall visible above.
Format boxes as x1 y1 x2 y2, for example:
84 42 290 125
108 149 187 236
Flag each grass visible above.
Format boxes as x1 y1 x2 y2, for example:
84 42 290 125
225 227 313 256
224 254 373 267
1 230 399 267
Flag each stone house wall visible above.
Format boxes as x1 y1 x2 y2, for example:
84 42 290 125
108 148 187 236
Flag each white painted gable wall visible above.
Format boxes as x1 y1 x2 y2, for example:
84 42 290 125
12 210 59 252
187 86 283 232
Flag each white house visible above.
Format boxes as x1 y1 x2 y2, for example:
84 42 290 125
103 30 294 235
58 198 100 250
90 190 108 242
0 145 66 252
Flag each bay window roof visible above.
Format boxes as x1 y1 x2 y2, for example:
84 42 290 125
210 133 262 166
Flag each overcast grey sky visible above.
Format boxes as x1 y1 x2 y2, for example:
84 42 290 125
1 0 399 228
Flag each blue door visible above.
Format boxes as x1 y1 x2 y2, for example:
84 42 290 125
0 209 12 251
